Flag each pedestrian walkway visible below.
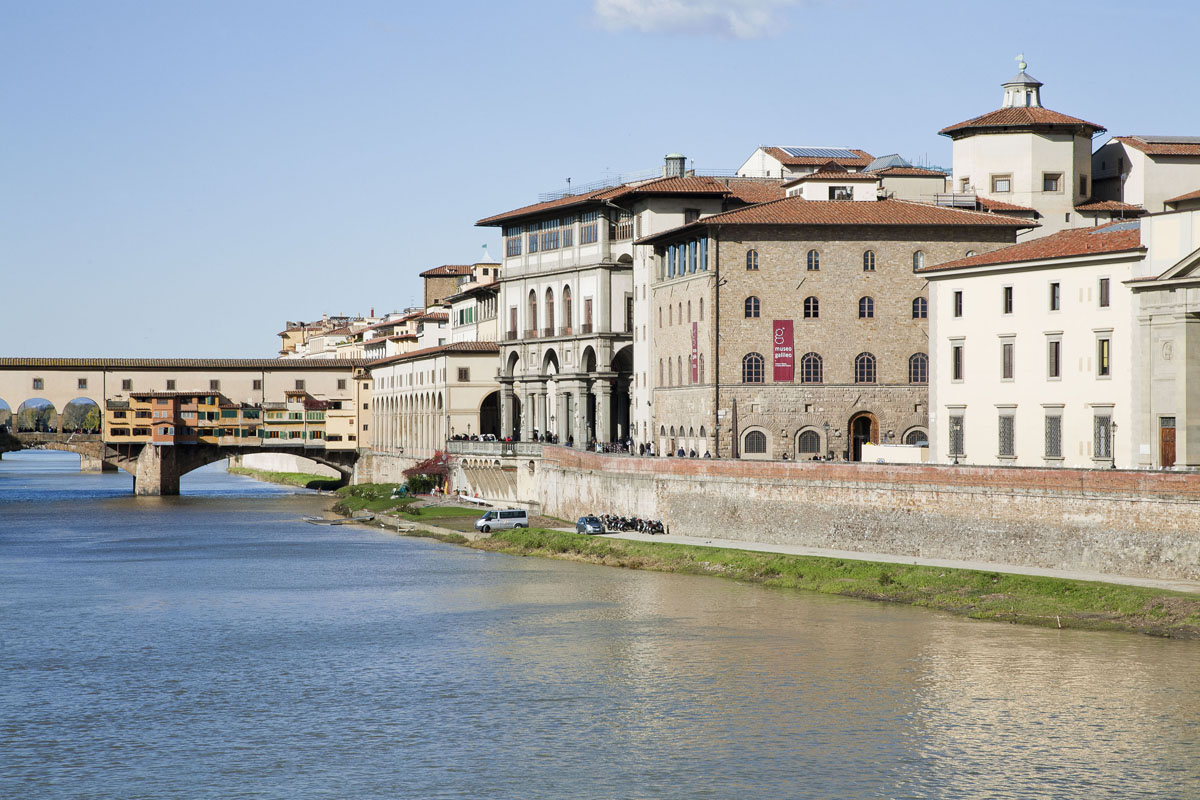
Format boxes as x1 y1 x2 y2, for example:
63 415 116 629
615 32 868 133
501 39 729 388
594 530 1200 595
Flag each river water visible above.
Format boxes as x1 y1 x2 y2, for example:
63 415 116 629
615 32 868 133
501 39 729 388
2 451 1198 799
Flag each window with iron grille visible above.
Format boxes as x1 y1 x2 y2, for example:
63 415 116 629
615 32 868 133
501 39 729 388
998 414 1015 457
1094 414 1112 459
949 415 965 457
742 353 765 383
744 430 767 454
798 430 820 454
1045 414 1063 458
800 352 822 384
953 290 963 317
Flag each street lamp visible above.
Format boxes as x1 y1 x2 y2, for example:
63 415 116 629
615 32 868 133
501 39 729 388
951 417 963 465
1110 419 1118 469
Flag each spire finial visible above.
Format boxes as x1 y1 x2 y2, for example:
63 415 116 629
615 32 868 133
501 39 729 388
1016 52 1027 72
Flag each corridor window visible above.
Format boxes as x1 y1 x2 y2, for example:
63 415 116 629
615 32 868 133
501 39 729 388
744 430 767 454
78 378 88 390
1043 173 1062 192
33 378 43 390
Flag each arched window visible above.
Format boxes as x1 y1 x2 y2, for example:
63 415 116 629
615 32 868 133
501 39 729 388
744 430 767 454
668 359 673 386
687 301 692 322
562 286 573 332
912 297 928 319
658 359 663 385
545 287 555 332
807 249 820 271
800 352 822 383
678 356 684 385
745 296 761 318
855 352 877 384
863 250 876 271
658 306 662 327
699 298 704 320
965 250 977 257
746 249 759 270
909 353 928 384
905 429 928 446
858 296 875 318
912 250 925 270
798 429 821 454
699 354 705 384
669 305 673 325
527 290 537 334
742 353 765 383
659 425 665 437
678 303 682 323
803 296 819 318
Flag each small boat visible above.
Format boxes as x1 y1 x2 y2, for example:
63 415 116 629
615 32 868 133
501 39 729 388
303 512 375 526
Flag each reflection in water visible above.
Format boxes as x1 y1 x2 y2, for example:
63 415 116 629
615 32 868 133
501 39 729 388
2 450 1198 799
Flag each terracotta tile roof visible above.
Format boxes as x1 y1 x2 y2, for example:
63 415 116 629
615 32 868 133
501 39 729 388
939 107 1105 137
415 312 449 322
975 196 1037 213
367 341 500 368
918 222 1143 273
1115 136 1200 157
476 189 610 226
636 198 1035 245
762 147 873 167
419 264 474 278
871 166 949 177
1075 199 1145 213
723 179 787 204
1166 188 1200 204
786 170 881 183
0 358 368 369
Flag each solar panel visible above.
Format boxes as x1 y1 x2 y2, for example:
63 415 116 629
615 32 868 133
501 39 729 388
779 146 860 159
1139 136 1200 144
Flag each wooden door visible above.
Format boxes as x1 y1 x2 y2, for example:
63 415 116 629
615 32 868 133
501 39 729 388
1160 418 1176 468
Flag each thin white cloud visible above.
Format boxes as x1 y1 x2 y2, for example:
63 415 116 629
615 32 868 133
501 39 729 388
593 0 800 39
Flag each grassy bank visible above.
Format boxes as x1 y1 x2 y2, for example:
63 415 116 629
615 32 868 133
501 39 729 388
460 528 1200 639
330 484 482 527
227 465 344 491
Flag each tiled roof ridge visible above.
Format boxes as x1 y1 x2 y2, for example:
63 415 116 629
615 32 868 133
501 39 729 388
367 341 500 368
919 222 1143 273
939 106 1105 136
1075 199 1146 212
1166 188 1200 204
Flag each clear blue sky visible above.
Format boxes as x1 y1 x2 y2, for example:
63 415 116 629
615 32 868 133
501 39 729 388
4 0 1197 357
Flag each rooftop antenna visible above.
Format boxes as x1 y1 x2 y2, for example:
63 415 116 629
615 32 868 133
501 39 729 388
566 177 571 194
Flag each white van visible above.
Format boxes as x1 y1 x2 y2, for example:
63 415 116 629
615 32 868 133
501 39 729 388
474 508 529 533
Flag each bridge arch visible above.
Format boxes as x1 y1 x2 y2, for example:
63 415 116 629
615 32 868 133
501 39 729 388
0 396 11 431
61 397 102 434
16 398 59 433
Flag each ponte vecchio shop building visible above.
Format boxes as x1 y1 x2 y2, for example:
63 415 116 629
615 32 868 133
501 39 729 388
638 196 1030 460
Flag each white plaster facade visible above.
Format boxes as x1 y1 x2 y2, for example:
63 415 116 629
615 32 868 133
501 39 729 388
1093 137 1200 212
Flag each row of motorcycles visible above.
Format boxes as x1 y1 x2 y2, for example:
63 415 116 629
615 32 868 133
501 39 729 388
599 514 666 535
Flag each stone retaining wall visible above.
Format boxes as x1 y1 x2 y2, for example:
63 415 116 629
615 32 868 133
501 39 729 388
537 447 1200 581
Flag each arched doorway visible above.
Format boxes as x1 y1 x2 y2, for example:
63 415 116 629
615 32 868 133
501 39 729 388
479 391 500 437
848 412 878 462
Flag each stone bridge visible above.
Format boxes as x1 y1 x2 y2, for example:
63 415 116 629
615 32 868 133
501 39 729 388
5 431 359 495
0 358 371 495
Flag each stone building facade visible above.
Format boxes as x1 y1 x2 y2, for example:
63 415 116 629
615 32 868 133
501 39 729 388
638 198 1031 460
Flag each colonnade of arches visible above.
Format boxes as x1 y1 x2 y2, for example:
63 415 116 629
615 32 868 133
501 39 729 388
372 391 445 457
0 396 102 434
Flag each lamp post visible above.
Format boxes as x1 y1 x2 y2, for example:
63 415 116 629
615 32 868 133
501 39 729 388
1110 420 1118 469
951 417 962 465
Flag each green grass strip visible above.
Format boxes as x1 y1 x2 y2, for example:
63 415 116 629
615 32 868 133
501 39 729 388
468 528 1200 640
227 466 343 491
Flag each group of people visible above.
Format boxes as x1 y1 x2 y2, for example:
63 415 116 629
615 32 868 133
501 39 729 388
449 433 499 442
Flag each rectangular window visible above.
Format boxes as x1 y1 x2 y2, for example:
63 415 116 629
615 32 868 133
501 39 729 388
1045 414 1063 458
952 342 965 381
209 380 220 391
1098 278 1110 308
828 186 853 201
253 379 262 391
991 174 1012 193
1047 339 1061 379
1097 336 1111 377
457 367 470 382
337 379 346 390
584 298 593 332
1001 341 1015 380
78 378 88 390
700 237 708 271
1049 282 1061 311
561 217 574 248
295 380 305 391
1002 286 1013 314
1094 414 1113 459
122 379 133 391
580 211 598 244
949 415 965 458
998 414 1015 457
953 290 963 318
504 226 522 257
1042 173 1062 192
166 380 176 390
527 226 538 253
1080 175 1088 196
684 208 700 224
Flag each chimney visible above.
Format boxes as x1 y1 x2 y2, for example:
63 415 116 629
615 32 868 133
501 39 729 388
664 153 686 178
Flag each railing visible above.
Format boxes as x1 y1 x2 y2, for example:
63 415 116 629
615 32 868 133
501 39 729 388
446 440 543 458
611 221 634 241
581 323 593 334
524 329 539 339
558 326 572 337
542 327 554 338
934 192 978 208
505 329 519 341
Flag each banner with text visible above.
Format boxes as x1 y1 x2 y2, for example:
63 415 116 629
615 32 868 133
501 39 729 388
773 320 794 382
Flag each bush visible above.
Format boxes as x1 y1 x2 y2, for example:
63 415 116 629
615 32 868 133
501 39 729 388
405 474 438 495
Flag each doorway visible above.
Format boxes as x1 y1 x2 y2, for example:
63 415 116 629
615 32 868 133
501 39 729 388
1160 416 1176 468
848 412 878 462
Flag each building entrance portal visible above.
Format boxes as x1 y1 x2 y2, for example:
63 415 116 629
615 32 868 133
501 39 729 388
849 412 879 462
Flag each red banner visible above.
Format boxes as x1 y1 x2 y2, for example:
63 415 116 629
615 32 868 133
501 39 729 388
691 322 699 382
773 320 793 382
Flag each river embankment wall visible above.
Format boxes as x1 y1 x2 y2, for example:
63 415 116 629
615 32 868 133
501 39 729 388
537 447 1200 582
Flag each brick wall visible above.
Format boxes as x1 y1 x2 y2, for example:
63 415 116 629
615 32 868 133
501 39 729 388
538 446 1200 581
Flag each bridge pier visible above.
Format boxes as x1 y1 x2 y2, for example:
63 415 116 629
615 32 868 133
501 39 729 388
134 445 181 496
80 455 118 473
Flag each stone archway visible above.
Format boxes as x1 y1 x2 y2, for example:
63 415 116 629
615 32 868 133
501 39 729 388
848 411 879 462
